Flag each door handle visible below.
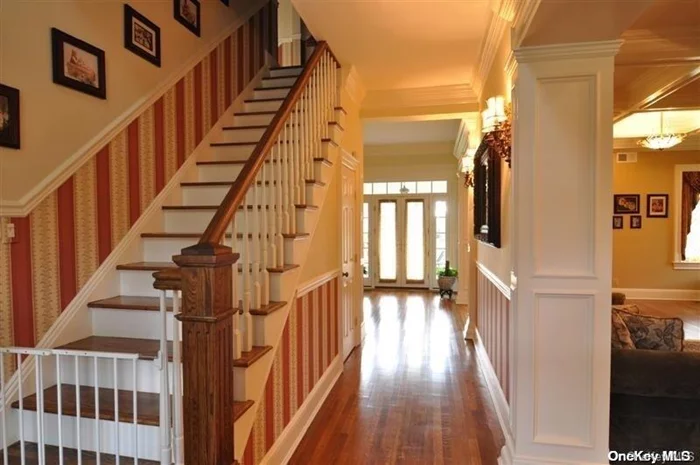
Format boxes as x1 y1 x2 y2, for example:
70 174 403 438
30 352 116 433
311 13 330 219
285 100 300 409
342 272 349 277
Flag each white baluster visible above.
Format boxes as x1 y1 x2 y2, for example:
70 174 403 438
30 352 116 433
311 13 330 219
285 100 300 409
132 358 139 465
282 125 291 235
252 174 262 310
172 290 184 465
113 358 120 465
268 144 279 269
18 354 25 465
56 355 63 465
158 291 171 465
74 356 82 465
261 152 271 306
35 355 45 465
93 356 100 465
241 194 253 352
1 354 7 465
231 218 242 361
275 138 285 268
293 102 302 206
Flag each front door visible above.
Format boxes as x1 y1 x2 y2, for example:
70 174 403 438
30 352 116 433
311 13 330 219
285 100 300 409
375 196 429 288
341 160 358 360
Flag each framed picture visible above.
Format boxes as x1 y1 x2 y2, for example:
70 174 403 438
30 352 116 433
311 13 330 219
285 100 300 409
613 216 623 230
631 215 642 229
51 28 106 99
174 0 201 37
613 194 640 214
0 84 20 149
647 194 669 218
124 5 161 67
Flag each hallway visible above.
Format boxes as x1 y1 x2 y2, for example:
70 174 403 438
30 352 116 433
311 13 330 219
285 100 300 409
290 290 505 465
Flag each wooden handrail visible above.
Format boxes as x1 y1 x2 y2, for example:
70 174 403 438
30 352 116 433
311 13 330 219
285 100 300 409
191 41 339 250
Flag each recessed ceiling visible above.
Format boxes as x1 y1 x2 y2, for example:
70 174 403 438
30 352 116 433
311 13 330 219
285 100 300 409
613 110 700 138
292 0 492 91
363 119 461 145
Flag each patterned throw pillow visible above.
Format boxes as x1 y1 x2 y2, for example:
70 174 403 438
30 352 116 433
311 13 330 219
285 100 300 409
611 310 635 350
617 310 685 352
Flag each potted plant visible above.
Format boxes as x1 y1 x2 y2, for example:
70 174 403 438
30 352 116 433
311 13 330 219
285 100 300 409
437 260 458 299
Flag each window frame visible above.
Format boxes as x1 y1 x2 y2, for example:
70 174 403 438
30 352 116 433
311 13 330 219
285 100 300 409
673 163 700 270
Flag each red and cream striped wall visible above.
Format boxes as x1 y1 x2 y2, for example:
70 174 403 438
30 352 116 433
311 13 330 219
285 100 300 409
242 276 339 465
0 3 276 379
476 264 511 404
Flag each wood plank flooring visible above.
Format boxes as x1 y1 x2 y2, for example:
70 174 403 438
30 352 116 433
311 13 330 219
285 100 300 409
289 290 504 465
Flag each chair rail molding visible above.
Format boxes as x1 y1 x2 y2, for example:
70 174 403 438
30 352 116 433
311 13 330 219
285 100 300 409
476 261 512 300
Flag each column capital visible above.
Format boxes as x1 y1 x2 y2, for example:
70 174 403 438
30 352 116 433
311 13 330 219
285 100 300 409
514 39 623 64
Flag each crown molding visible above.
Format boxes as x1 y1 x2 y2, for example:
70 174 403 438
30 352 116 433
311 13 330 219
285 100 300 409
504 50 517 81
342 66 366 107
453 120 471 160
0 0 269 218
511 0 541 49
473 0 519 98
514 39 623 63
363 84 478 116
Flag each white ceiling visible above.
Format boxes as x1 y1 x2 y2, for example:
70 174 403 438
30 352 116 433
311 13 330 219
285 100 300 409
363 119 462 145
293 0 492 91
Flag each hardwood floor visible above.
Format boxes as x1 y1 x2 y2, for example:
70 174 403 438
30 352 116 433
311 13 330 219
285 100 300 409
628 299 700 340
289 290 505 465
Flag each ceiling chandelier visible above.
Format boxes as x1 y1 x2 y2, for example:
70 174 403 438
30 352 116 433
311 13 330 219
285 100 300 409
639 112 685 150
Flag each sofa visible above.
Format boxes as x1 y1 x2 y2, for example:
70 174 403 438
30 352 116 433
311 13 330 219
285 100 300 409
610 305 700 459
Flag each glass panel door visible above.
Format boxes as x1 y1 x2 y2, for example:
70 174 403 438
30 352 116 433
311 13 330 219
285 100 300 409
378 200 398 283
362 202 371 286
405 199 426 284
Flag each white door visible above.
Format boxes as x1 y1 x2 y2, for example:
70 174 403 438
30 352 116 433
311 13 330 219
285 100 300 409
341 162 358 360
374 196 430 288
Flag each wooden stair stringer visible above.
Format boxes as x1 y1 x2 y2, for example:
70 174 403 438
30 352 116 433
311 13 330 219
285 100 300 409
232 132 341 459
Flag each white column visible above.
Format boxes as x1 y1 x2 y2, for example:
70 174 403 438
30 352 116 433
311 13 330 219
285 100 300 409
507 40 621 465
456 178 470 306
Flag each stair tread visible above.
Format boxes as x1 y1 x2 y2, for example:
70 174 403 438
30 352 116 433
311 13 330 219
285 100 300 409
233 110 277 116
234 399 254 421
114 260 299 273
233 345 273 367
89 295 172 311
57 336 173 361
210 141 258 147
197 157 330 166
244 97 285 103
11 384 161 426
221 124 269 130
162 204 318 210
90 295 287 315
116 261 177 271
254 85 293 91
270 65 303 70
237 263 300 273
181 179 324 187
1 441 159 465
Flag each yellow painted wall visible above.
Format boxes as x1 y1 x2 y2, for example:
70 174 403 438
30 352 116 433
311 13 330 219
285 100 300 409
476 33 512 285
0 0 264 204
613 150 700 290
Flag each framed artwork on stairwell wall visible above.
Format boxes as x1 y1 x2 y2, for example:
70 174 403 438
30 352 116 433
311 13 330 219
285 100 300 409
613 194 640 214
51 28 107 99
0 83 20 149
647 194 669 218
124 5 162 67
174 0 201 37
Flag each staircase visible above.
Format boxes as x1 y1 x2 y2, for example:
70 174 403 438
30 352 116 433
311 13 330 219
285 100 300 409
0 43 342 464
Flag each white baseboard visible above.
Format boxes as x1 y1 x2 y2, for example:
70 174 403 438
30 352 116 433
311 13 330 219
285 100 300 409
614 287 700 301
473 330 514 465
259 356 342 465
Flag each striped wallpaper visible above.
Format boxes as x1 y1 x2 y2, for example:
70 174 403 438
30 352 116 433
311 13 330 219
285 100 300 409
0 3 276 380
242 277 339 465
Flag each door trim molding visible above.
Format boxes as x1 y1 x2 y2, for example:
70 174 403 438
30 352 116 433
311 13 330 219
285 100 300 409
341 148 359 170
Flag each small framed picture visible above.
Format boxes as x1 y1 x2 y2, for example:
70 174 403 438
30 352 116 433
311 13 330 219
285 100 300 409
0 84 20 149
124 5 161 67
613 216 623 230
646 194 669 218
51 28 106 99
614 194 640 214
631 215 642 229
174 0 201 37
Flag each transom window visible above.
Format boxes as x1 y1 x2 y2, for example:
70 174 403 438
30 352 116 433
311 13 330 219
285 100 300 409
363 180 448 195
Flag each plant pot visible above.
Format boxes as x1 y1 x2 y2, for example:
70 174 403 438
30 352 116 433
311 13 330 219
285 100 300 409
438 276 456 291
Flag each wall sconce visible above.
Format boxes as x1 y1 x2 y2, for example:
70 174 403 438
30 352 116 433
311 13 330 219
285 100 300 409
481 96 512 167
461 149 475 188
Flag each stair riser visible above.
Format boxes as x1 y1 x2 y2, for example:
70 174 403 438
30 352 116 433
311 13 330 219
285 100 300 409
15 412 161 461
119 270 166 298
233 350 273 402
92 306 175 341
261 76 296 88
210 144 256 161
234 112 276 126
329 124 344 145
335 108 346 128
253 87 290 100
218 127 266 143
57 355 173 393
197 163 244 182
142 236 299 263
251 297 292 347
163 208 314 235
269 67 302 78
244 100 283 113
182 184 320 206
315 162 333 186
234 266 296 303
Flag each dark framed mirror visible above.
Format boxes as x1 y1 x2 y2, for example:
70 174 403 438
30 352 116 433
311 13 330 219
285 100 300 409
473 138 502 248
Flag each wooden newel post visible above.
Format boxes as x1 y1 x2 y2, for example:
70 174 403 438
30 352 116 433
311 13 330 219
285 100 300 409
173 242 238 465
